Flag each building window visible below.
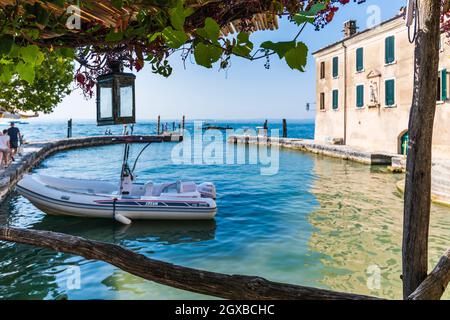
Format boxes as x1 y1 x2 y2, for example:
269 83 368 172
332 90 339 110
356 85 364 108
332 57 339 78
437 69 448 101
320 61 326 79
320 92 325 110
385 79 396 106
356 48 364 72
385 36 395 64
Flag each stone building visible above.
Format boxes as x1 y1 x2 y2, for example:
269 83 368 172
313 14 449 159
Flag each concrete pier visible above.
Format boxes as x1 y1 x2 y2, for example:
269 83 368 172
0 134 182 202
229 135 396 165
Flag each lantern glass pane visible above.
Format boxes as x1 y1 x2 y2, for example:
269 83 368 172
99 86 113 119
120 85 133 118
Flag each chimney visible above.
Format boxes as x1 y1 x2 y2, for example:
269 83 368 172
343 20 358 38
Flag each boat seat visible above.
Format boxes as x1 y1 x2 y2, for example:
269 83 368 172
144 181 154 196
177 181 197 193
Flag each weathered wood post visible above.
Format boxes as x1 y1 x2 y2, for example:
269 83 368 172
282 119 287 138
67 118 72 138
402 0 441 299
182 115 185 134
157 115 161 135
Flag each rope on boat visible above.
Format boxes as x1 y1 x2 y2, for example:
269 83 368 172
112 197 117 219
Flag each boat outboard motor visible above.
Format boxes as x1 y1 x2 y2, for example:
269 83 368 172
120 162 134 196
198 182 216 200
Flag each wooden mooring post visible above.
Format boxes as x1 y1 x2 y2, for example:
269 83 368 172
181 115 185 133
67 119 72 138
282 119 287 138
157 115 161 135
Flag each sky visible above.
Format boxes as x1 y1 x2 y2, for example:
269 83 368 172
40 0 403 121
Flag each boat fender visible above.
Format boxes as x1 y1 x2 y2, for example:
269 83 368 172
114 213 132 225
112 198 132 225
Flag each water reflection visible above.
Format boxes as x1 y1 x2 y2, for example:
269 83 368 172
0 193 216 299
308 157 450 299
33 217 216 246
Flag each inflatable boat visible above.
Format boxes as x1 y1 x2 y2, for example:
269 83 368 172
17 174 217 224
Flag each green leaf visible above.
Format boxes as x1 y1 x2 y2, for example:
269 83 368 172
196 18 220 42
194 42 222 68
232 32 253 57
148 32 162 43
105 30 124 42
293 3 326 25
260 41 296 59
20 45 44 66
162 27 188 49
284 42 308 72
16 61 35 84
0 65 13 83
57 48 75 59
169 0 186 31
0 35 14 56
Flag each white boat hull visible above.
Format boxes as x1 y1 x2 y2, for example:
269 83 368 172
17 175 217 221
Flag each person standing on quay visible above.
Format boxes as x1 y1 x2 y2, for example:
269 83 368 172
7 122 21 158
0 130 11 168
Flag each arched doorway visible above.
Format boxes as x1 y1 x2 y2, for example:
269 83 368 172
399 131 409 155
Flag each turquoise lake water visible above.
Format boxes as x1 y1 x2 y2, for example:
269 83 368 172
0 121 449 300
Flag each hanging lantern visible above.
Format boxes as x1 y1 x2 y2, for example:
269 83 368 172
96 61 136 126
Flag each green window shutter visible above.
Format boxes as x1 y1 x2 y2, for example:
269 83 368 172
332 90 339 109
356 85 364 108
333 57 338 78
385 79 395 106
385 36 395 64
442 69 447 101
356 48 363 72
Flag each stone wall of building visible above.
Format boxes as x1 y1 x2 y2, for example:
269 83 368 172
313 16 450 159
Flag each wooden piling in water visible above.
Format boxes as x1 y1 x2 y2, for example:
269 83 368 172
67 119 72 138
282 119 287 138
157 115 161 135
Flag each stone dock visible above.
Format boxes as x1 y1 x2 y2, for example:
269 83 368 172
0 134 182 202
228 135 396 165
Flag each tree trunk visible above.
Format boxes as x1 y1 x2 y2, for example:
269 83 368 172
0 226 381 300
402 0 441 299
408 248 450 300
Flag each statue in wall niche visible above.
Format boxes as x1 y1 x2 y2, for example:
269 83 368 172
367 69 381 108
369 80 379 107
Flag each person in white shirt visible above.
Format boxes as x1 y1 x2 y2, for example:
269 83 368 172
0 130 11 168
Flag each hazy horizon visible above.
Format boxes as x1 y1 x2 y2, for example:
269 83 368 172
38 1 400 122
